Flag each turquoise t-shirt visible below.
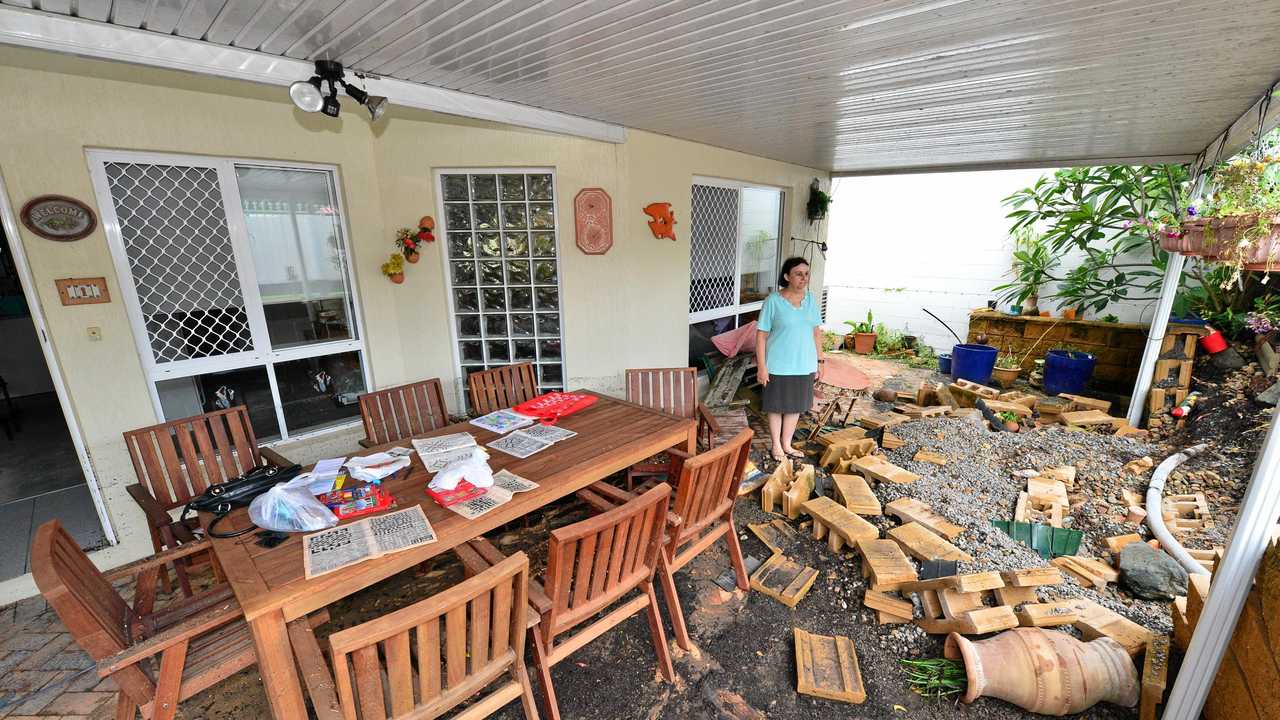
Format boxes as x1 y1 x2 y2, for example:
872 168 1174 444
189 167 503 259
757 291 822 375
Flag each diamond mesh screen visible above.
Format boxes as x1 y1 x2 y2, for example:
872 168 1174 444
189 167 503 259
104 162 253 363
689 184 740 315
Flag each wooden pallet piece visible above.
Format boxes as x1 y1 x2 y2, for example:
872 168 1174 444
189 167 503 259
919 589 944 619
1013 491 1029 522
1068 599 1153 656
782 464 816 520
1140 634 1170 720
1186 573 1211 627
887 522 972 563
881 432 905 450
1052 556 1112 588
863 589 913 620
912 449 948 466
816 427 868 448
877 610 912 625
885 497 964 539
820 438 877 469
1016 600 1080 627
899 571 1004 594
1061 409 1122 426
794 628 866 704
1036 465 1077 489
993 585 1038 606
803 497 879 552
1027 477 1069 507
916 382 943 407
1001 567 1064 587
851 454 919 484
804 399 840 442
1171 596 1192 650
948 379 1000 408
748 519 801 556
937 587 985 619
858 539 918 592
1058 393 1113 413
964 605 1020 634
704 353 753 407
997 390 1038 408
750 554 818 608
760 458 794 514
916 616 973 635
855 411 909 430
1105 533 1144 556
982 399 1033 417
896 403 949 419
832 474 881 516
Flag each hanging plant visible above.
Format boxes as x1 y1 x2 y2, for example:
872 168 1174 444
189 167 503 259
380 253 405 284
396 215 435 263
806 178 831 224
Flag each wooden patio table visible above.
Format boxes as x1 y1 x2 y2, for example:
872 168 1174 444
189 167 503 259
202 391 695 720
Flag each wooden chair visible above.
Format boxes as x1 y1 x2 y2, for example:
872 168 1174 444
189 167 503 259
357 378 450 447
623 367 721 489
579 428 753 651
467 363 538 416
31 520 326 720
287 552 539 720
122 405 292 596
454 484 675 720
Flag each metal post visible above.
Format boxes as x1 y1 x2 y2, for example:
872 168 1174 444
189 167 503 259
1126 252 1186 427
1162 411 1280 719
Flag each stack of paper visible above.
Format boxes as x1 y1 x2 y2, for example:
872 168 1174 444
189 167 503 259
412 433 478 473
469 409 536 434
486 423 578 458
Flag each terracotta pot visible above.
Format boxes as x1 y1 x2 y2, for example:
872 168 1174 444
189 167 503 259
945 629 1138 716
990 366 1020 389
1039 310 1051 317
1003 420 1021 432
1061 308 1077 321
389 272 405 284
404 250 420 263
853 332 877 354
1173 215 1280 269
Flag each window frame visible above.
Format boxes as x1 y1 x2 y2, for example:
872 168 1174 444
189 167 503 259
88 149 371 442
688 175 786 325
433 167 568 410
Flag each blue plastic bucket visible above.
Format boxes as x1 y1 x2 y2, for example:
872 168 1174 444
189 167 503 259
937 353 952 374
1043 350 1096 395
951 343 998 384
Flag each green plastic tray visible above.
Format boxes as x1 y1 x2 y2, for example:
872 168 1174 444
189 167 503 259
991 520 1083 559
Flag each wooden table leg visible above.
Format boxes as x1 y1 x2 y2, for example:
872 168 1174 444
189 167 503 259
250 610 308 719
684 424 697 454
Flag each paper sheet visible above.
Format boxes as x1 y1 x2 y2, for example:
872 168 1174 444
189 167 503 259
302 506 436 579
515 424 578 443
447 470 539 520
469 409 536 434
487 432 552 458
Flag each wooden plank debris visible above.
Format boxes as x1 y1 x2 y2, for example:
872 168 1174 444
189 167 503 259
1000 567 1064 587
912 449 948 466
1038 465 1077 489
1140 635 1170 720
832 474 881 516
1052 556 1117 588
948 379 1000 408
1027 476 1069 506
993 584 1038 606
761 458 794 514
794 628 866 704
820 438 876 469
751 554 818 608
782 465 816 520
852 455 919 484
881 432 905 450
1016 600 1080 627
748 519 801 556
1061 409 1122 427
1105 533 1144 556
803 497 879 552
1163 493 1214 532
863 589 913 621
982 399 1033 417
855 411 910 430
899 572 1005 594
704 354 753 407
1059 393 1112 413
965 606 1021 634
937 587 984 618
896 403 949 419
997 390 1038 408
885 498 964 539
858 539 918 592
1068 598 1153 656
816 427 867 448
887 522 971 562
1171 596 1192 650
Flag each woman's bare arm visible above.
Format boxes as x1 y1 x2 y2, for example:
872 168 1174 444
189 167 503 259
813 326 825 380
756 330 769 386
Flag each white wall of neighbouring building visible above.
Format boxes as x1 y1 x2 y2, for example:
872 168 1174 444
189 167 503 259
822 170 1160 352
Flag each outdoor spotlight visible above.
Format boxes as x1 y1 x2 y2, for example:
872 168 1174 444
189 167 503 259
289 77 324 113
321 87 341 118
365 95 388 121
342 81 368 105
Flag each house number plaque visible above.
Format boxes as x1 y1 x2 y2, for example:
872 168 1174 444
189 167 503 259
55 277 111 306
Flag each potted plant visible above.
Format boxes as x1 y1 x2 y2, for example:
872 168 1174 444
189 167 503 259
994 229 1057 316
380 253 405 284
1043 344 1096 395
806 178 831 224
1170 155 1280 282
991 352 1021 388
845 311 877 354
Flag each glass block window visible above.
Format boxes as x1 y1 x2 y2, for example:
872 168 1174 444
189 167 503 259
440 170 563 403
688 178 783 323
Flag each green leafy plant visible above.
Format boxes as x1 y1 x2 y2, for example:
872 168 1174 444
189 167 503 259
1102 314 1119 323
994 228 1058 308
1192 155 1280 284
806 179 832 223
995 352 1020 370
874 323 906 353
900 658 967 698
845 310 875 334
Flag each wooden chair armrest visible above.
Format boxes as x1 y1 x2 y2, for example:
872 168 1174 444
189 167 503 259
98 599 242 676
574 488 615 514
357 438 376 448
582 481 637 505
287 617 343 720
258 446 293 468
578 484 682 531
696 404 721 434
456 539 553 615
103 540 214 582
125 484 175 530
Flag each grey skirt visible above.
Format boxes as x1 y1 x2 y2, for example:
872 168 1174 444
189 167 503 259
762 373 815 414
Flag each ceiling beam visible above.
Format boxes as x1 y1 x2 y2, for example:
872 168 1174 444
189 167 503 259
0 6 626 144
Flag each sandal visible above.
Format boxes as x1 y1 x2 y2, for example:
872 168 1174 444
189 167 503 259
784 448 805 458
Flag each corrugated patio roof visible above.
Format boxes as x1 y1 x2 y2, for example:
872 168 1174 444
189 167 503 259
2 0 1280 173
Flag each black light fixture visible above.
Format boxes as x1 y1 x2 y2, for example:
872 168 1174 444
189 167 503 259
288 60 387 121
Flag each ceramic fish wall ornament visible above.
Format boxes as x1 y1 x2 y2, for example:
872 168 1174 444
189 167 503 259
643 202 677 241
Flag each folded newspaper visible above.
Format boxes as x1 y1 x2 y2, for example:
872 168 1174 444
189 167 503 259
302 505 436 579
412 433 479 473
448 469 539 520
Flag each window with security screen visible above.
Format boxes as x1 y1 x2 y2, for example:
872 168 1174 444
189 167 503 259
438 170 564 407
688 178 784 365
91 152 368 441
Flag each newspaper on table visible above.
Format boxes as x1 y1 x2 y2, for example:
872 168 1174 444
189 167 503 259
470 409 536 434
302 505 437 579
413 433 479 472
516 423 578 443
487 432 551 459
448 469 540 520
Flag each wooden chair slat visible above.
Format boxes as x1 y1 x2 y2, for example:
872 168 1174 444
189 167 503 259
358 379 450 446
467 363 538 416
571 533 597 610
173 424 206 496
352 644 386 720
226 410 256 472
588 525 616 600
490 578 513 661
417 618 441 704
471 589 491 669
154 428 188 502
190 420 223 489
208 414 238 482
384 632 414 717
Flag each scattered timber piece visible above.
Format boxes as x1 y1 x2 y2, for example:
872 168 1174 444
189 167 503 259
803 497 879 552
751 554 818 608
881 432 904 450
1052 556 1117 588
820 438 876 469
748 519 801 556
916 382 943 407
1186 573 1211 628
896 403 949 419
919 589 944 619
899 572 1005 595
912 449 948 466
1227 594 1280 720
782 464 816 520
963 606 1020 634
851 454 919 484
1068 598 1153 656
816 427 867 448
877 611 912 625
863 589 913 621
760 457 794 513
855 411 909 430
997 390 1037 408
738 459 768 496
1001 567 1064 587
1123 456 1155 476
947 380 1000 408
804 400 840 442
1061 409 1122 427
1038 465 1077 489
1027 477 1069 507
886 497 964 539
1163 493 1214 532
1115 424 1151 439
1140 635 1170 720
832 474 881 516
1059 393 1112 413
794 628 866 704
1126 506 1148 524
1204 651 1263 720
916 616 973 635
1035 397 1071 422
937 587 985 619
1106 534 1144 557
894 390 915 403
993 585 1038 606
1016 600 1080 627
982 399 1033 417
1122 488 1143 506
887 522 972 563
1171 597 1191 650
858 539 918 592
1013 492 1029 523
704 353 753 407
1185 547 1219 573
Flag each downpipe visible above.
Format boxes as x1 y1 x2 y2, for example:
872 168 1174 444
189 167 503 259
1145 443 1212 576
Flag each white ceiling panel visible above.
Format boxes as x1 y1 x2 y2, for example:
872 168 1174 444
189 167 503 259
5 0 1280 173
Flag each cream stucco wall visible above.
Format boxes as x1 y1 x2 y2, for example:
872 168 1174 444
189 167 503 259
0 47 827 602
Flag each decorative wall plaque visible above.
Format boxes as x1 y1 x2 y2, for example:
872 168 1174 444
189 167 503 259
643 202 677 241
21 195 97 241
55 277 111 306
574 188 613 255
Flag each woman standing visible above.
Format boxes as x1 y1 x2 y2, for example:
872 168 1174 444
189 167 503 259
756 256 825 461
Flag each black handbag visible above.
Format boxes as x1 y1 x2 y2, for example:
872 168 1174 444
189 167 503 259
182 463 302 538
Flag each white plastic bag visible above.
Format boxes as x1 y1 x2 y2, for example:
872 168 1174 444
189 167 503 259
248 473 338 533
346 452 411 483
430 447 494 491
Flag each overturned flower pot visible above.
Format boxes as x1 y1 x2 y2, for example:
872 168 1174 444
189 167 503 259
944 628 1138 716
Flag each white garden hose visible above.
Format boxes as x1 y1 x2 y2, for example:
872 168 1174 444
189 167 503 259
1145 443 1212 576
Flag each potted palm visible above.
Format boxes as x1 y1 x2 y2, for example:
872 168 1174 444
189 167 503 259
845 311 877 354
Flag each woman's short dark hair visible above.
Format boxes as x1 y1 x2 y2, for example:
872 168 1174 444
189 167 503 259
778 257 810 289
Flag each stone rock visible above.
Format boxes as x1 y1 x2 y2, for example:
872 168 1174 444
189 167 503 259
1258 380 1280 406
1211 346 1246 370
1119 541 1188 600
